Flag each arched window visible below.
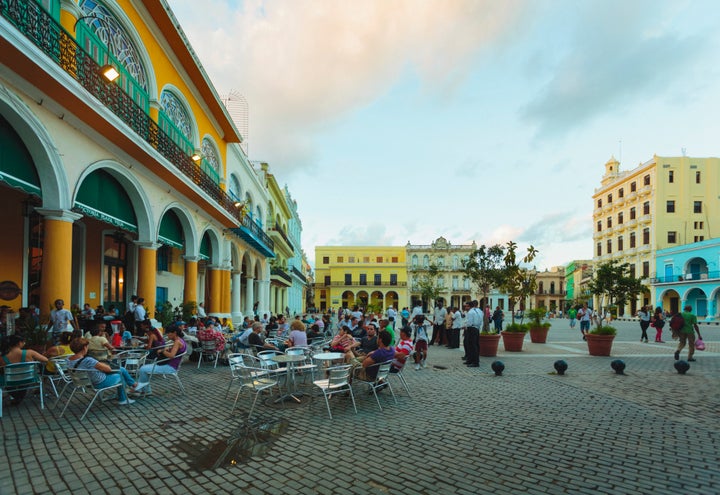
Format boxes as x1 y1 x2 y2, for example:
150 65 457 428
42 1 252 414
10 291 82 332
201 137 220 178
412 255 418 267
422 255 429 268
160 89 193 151
453 256 459 269
228 174 241 202
539 282 544 294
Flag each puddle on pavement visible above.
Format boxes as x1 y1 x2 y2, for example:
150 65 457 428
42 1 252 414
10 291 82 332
179 418 289 471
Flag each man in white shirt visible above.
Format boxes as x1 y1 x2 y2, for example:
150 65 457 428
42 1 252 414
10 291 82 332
197 302 207 318
386 306 397 330
449 306 463 349
463 300 481 367
432 302 447 346
410 301 423 322
133 297 147 332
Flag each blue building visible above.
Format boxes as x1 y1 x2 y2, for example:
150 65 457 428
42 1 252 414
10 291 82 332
652 238 720 321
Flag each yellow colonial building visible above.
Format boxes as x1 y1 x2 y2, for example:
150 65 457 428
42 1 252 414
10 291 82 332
314 247 407 313
0 0 289 324
592 155 720 315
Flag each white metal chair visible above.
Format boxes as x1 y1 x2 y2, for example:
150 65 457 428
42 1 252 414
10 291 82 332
284 346 317 384
112 350 147 378
225 353 256 399
354 361 397 411
312 364 357 419
1 361 44 418
197 340 221 368
44 354 73 399
390 367 412 397
143 351 187 396
231 354 279 419
57 369 123 420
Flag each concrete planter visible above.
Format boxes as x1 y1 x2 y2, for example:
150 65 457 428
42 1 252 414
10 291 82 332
478 333 501 357
586 334 615 356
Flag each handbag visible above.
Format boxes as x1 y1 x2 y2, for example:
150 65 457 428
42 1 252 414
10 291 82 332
695 338 706 351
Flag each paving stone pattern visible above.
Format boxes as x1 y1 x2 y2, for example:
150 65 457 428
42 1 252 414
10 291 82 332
1 320 718 494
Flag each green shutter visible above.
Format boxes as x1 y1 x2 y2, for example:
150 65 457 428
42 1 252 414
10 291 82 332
74 170 137 232
0 115 42 197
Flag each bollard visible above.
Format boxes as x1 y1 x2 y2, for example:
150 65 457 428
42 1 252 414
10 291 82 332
491 360 505 376
553 360 568 375
610 359 626 375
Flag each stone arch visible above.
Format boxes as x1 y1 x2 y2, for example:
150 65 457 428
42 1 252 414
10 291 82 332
198 227 223 266
157 203 198 257
74 160 154 240
0 84 69 209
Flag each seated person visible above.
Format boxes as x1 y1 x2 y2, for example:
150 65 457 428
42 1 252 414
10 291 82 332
233 326 254 351
355 322 379 356
197 320 226 352
1 334 49 405
80 303 95 320
306 324 322 341
87 322 115 361
330 326 359 363
132 326 186 396
391 327 414 373
142 323 166 359
45 331 74 374
286 319 308 348
67 337 137 405
354 330 395 381
247 322 278 351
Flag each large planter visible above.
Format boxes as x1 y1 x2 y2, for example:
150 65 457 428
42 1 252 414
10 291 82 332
478 333 501 357
586 334 615 356
501 331 526 352
529 326 549 343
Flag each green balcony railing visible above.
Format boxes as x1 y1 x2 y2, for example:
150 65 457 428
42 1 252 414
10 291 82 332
1 0 239 221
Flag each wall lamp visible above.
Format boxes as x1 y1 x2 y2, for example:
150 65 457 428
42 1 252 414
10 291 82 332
100 64 120 82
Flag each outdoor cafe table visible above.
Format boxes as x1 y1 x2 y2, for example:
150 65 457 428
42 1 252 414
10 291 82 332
270 353 308 403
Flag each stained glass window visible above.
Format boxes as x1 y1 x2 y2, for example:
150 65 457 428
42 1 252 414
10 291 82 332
79 0 148 91
160 90 193 142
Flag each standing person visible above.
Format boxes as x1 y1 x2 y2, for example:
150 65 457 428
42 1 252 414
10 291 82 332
133 298 147 333
197 302 207 319
577 303 592 340
652 306 666 343
400 307 410 329
674 305 703 362
49 299 76 345
410 301 423 322
432 302 447 346
463 301 481 367
568 306 577 329
637 305 651 343
450 305 463 349
492 306 504 333
444 307 453 347
410 315 430 370
386 305 397 330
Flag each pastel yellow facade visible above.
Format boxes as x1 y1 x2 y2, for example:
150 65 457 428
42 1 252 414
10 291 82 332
315 247 408 312
592 155 720 314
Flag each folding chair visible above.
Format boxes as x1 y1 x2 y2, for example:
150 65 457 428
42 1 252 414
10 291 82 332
354 361 397 411
231 354 279 419
144 352 187 396
197 340 221 369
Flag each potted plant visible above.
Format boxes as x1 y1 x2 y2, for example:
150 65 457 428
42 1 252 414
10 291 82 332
501 322 528 352
526 307 551 343
478 330 502 357
586 325 617 356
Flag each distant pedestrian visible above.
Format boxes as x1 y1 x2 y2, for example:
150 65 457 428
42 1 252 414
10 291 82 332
492 306 504 333
577 303 592 340
568 307 577 329
652 306 666 343
674 305 703 362
410 315 430 370
637 306 651 343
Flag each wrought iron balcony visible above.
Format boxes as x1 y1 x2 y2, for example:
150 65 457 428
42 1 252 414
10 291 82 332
1 1 242 223
229 215 274 258
271 267 292 284
270 222 294 251
290 265 305 281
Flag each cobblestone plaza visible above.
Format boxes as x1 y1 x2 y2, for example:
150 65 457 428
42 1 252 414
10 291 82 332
2 320 718 494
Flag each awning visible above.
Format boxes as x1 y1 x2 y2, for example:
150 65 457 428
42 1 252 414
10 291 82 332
199 235 211 261
74 169 137 232
158 211 184 249
0 115 42 197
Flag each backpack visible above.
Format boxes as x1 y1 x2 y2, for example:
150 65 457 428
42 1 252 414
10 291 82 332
669 313 684 332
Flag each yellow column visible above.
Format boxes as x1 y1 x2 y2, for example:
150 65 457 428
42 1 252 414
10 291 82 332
208 266 222 315
184 256 198 306
221 267 232 315
136 242 159 319
37 209 81 320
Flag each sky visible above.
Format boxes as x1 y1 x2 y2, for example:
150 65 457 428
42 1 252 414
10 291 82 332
167 0 720 270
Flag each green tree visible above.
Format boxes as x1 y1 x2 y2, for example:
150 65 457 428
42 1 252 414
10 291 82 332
463 244 505 331
501 241 539 325
588 260 646 323
412 263 443 312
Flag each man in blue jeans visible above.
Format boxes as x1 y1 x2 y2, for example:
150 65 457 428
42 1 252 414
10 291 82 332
577 302 592 340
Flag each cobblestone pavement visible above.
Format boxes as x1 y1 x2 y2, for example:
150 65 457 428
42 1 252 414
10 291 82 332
2 322 718 495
